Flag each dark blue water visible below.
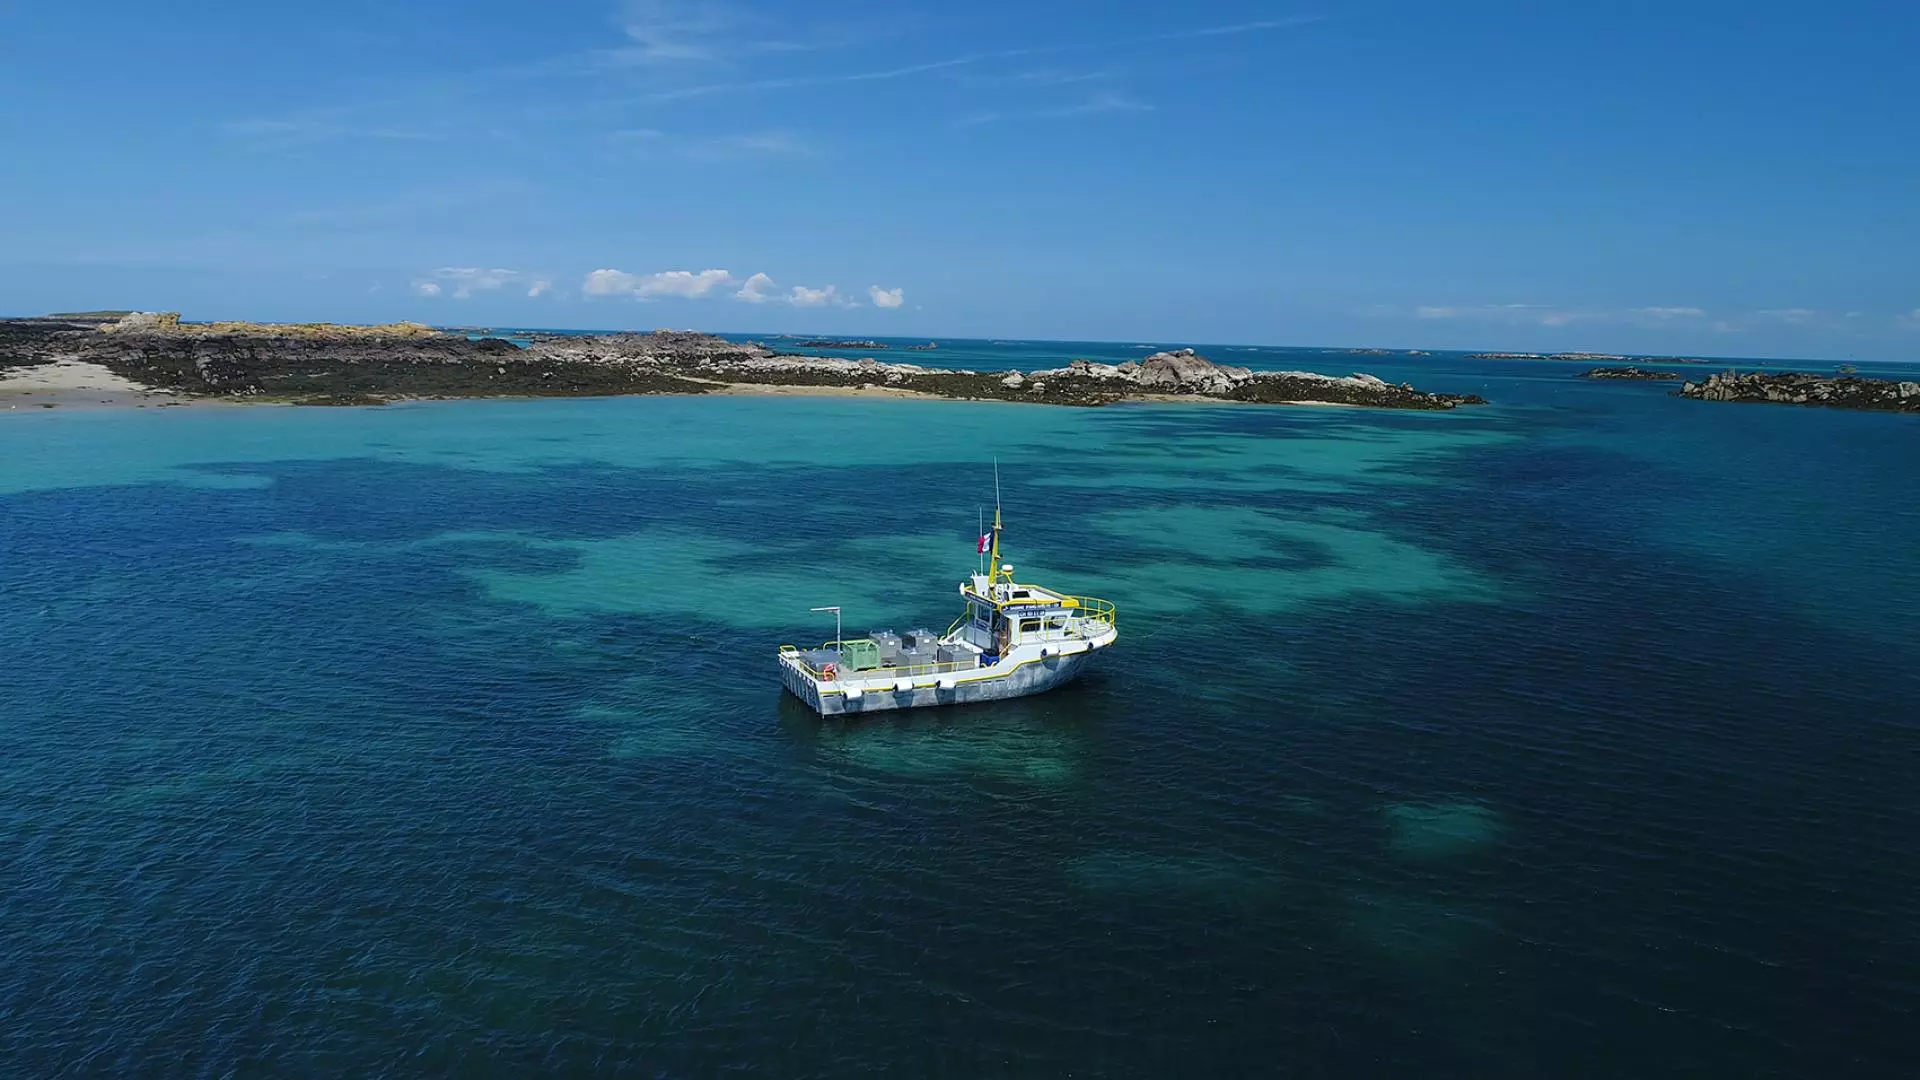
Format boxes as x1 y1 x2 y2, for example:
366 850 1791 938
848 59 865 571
2 344 1916 1077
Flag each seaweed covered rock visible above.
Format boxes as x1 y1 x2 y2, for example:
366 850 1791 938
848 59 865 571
1678 371 1920 412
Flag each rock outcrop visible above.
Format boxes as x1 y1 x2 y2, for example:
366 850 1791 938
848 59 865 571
1133 349 1255 395
101 311 183 333
1678 371 1920 413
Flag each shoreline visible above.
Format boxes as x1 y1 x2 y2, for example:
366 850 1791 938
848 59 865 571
0 379 1387 415
1 318 1489 414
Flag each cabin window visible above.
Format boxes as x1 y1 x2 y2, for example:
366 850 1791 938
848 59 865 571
1046 616 1068 631
972 603 991 627
1019 618 1042 634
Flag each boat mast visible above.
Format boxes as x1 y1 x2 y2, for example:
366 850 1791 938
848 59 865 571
989 459 1006 585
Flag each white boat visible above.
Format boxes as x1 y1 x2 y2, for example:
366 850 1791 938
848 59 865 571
778 503 1118 717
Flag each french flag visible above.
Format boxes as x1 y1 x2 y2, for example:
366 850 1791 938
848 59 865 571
977 533 992 553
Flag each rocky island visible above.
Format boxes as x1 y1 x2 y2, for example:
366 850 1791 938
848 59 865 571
0 315 1487 411
1581 366 1686 380
1677 370 1920 413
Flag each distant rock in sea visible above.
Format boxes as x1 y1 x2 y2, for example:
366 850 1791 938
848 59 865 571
1678 370 1920 413
1471 351 1629 362
1581 367 1686 380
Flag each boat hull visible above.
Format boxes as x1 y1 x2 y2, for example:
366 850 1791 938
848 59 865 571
781 649 1100 717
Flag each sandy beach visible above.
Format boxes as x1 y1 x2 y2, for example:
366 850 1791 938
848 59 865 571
0 360 181 410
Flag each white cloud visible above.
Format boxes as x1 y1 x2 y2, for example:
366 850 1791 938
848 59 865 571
728 273 858 307
527 280 553 298
583 267 736 299
413 281 442 297
1634 306 1705 318
868 285 905 309
1415 306 1459 319
734 272 778 304
789 284 853 308
1758 308 1818 324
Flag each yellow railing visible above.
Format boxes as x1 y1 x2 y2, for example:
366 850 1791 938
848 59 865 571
1063 595 1117 629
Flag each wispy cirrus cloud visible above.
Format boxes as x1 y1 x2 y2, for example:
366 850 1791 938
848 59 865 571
597 127 810 159
1174 17 1326 40
599 0 815 67
224 112 447 147
602 127 666 144
221 7 1321 159
1416 303 1555 321
682 131 810 158
412 267 553 300
960 93 1153 127
629 13 1320 103
948 69 1117 89
1409 302 1905 336
1414 303 1714 328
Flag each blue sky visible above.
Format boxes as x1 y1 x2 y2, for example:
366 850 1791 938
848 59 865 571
3 1 1916 359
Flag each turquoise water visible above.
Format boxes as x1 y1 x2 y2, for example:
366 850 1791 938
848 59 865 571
2 348 1917 1076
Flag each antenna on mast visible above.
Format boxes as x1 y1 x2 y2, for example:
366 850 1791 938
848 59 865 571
810 606 843 657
